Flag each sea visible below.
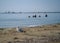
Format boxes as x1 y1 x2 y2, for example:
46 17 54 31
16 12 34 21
0 13 60 28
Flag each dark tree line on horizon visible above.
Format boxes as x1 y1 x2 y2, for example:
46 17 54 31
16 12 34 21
0 12 60 14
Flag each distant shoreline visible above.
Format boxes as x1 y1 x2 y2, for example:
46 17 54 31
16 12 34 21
0 12 60 14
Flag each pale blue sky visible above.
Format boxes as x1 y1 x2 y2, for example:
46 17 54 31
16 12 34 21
0 0 60 12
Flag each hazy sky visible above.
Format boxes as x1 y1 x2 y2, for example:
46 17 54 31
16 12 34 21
0 0 60 12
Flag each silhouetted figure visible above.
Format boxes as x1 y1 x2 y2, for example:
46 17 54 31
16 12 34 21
39 15 41 17
45 14 48 17
33 15 37 18
28 16 30 18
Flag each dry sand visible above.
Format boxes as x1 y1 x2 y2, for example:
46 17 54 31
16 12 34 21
0 23 60 43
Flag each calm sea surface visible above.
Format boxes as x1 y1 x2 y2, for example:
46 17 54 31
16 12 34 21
0 13 60 28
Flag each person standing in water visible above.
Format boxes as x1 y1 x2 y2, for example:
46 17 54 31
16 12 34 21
45 14 48 17
33 14 37 18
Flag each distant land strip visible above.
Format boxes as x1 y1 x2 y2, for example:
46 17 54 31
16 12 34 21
0 12 60 14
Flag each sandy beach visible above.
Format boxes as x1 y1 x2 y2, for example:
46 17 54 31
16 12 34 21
0 23 60 43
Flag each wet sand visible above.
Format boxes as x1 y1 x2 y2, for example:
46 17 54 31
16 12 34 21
0 23 60 43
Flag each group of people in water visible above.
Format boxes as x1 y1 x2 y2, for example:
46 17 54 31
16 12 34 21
16 14 48 32
28 14 48 18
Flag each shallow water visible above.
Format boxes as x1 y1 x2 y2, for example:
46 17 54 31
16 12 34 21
0 13 60 28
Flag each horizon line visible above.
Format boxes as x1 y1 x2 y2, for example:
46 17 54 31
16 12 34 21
0 11 60 14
